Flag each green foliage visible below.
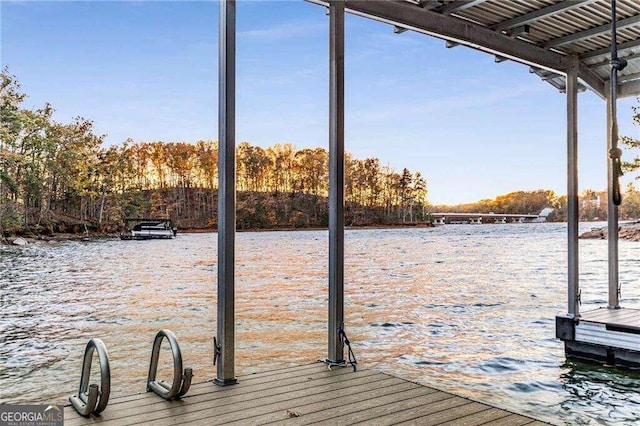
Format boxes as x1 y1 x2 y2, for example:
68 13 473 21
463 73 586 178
1 69 435 235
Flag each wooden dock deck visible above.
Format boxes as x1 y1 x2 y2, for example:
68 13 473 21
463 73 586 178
558 308 640 369
580 307 640 333
63 363 548 425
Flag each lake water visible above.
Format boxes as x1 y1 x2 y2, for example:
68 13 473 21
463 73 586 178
1 223 639 424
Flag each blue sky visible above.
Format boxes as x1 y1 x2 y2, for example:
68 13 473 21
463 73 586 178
2 0 638 205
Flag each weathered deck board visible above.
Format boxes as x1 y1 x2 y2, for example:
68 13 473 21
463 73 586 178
63 363 548 425
482 414 536 426
581 308 640 325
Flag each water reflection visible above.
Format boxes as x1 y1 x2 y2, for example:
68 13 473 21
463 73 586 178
0 223 638 425
560 362 640 424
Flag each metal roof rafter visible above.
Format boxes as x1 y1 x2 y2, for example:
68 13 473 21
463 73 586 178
326 0 571 70
491 0 600 32
544 14 640 49
620 71 640 84
410 0 441 10
307 0 609 98
579 38 640 61
435 0 488 15
619 79 640 98
321 0 607 96
590 51 640 70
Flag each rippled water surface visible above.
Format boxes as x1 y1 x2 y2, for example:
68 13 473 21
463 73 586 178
1 223 639 424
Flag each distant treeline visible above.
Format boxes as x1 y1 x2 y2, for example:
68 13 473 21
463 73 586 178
434 187 640 222
2 69 639 239
1 70 429 237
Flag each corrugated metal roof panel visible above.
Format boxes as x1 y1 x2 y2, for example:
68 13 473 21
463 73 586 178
306 0 640 96
395 0 640 96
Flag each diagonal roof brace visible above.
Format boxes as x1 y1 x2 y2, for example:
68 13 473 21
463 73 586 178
577 60 605 98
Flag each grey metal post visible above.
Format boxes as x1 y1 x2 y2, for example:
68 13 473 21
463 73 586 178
216 0 237 386
566 65 580 317
606 93 620 309
328 0 345 364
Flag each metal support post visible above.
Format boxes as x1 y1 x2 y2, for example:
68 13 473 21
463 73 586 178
566 64 580 317
216 0 237 386
606 93 620 309
328 0 345 364
607 0 626 309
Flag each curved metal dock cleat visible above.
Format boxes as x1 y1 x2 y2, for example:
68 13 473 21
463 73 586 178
147 329 192 400
69 338 111 417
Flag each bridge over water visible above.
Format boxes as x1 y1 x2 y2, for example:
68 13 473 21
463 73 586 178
430 208 553 225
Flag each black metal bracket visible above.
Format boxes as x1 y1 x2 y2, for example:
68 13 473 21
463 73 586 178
213 336 221 366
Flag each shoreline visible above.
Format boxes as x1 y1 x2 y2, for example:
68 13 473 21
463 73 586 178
579 221 640 242
2 222 436 246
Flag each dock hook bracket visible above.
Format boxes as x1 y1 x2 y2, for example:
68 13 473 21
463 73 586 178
69 338 111 417
147 329 193 400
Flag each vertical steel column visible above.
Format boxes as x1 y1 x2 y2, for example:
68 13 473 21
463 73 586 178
328 0 345 364
216 0 237 386
606 93 620 309
566 65 580 317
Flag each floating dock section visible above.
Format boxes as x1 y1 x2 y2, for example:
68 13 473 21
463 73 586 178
557 308 640 369
63 363 548 425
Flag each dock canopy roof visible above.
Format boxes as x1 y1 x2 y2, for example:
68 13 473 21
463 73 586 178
308 0 640 98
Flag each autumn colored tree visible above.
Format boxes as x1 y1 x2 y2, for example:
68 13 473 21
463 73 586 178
2 69 440 236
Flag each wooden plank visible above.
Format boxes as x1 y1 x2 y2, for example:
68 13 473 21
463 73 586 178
352 395 474 425
65 369 373 426
394 402 491 425
582 308 640 323
437 407 512 425
64 362 325 415
276 391 455 426
62 364 548 426
248 385 440 425
601 310 640 323
580 308 615 319
482 414 536 425
175 379 417 425
122 371 396 425
64 365 351 424
64 366 367 426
